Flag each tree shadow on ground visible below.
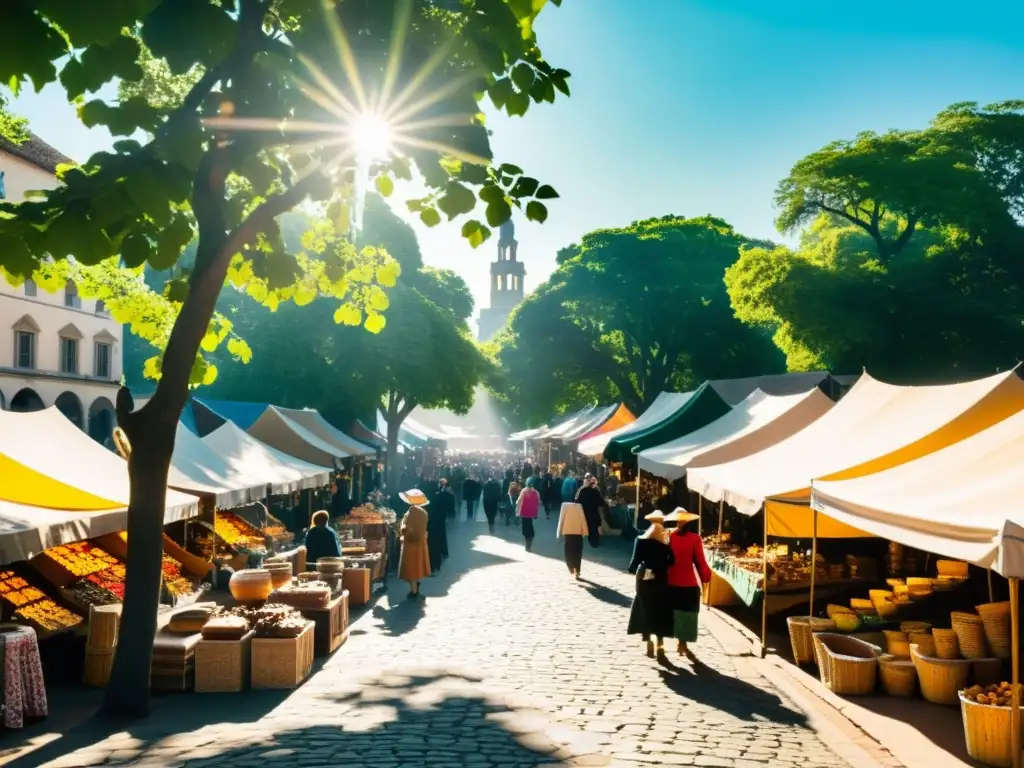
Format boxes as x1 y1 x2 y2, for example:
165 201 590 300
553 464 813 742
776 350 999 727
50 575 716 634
17 672 573 768
371 595 428 637
657 654 809 726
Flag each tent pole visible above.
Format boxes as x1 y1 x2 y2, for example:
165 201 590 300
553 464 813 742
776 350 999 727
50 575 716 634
717 500 724 538
989 568 995 603
697 495 702 537
634 469 641 530
761 504 768 659
809 508 818 618
1011 577 1020 768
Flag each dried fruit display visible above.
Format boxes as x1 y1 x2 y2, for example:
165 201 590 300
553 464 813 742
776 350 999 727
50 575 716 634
67 579 121 607
15 598 83 632
214 513 263 546
41 542 120 578
0 571 30 594
4 586 46 607
962 682 1024 707
86 570 125 601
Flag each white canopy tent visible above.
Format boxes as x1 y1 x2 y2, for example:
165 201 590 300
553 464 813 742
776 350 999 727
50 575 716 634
638 389 834 481
559 403 620 442
537 405 600 441
577 391 690 456
812 406 1024 577
202 421 331 493
276 407 377 457
246 406 350 466
0 500 129 565
688 371 1024 538
169 423 271 509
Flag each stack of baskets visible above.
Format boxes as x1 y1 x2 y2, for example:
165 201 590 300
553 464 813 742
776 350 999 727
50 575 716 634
976 602 1011 660
786 616 836 665
83 604 120 687
951 611 990 659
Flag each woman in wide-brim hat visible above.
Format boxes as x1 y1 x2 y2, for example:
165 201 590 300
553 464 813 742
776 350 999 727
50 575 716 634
627 510 675 660
398 489 432 598
665 507 712 657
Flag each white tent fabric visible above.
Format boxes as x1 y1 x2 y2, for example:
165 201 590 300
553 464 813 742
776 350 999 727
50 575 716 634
410 387 508 451
0 407 199 521
811 407 1024 577
246 406 350 466
638 389 834 481
509 425 549 442
202 421 331 493
688 371 1024 519
169 423 270 509
577 391 690 456
0 500 129 565
559 403 620 442
399 414 448 442
277 408 377 457
539 406 600 441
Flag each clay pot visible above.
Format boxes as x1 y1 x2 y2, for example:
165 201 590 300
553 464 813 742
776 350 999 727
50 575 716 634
228 569 273 603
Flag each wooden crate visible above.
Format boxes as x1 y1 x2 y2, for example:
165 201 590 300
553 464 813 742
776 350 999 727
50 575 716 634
300 591 349 657
83 646 115 687
251 623 314 689
342 568 370 606
196 630 254 693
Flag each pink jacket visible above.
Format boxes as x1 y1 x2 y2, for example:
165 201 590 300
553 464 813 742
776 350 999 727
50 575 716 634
667 531 712 588
516 487 540 519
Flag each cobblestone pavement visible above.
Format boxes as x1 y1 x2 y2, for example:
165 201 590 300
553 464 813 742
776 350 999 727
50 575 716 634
35 519 867 768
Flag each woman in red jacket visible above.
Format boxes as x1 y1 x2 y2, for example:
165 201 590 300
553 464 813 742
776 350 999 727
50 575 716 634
664 507 712 657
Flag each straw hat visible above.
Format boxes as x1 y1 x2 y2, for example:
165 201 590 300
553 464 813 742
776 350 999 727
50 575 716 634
664 507 699 524
644 510 666 524
399 488 430 506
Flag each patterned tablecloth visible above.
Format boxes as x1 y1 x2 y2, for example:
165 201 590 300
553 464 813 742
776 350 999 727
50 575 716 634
2 625 48 728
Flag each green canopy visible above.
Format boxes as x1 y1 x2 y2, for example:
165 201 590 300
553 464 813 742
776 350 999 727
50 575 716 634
604 382 731 463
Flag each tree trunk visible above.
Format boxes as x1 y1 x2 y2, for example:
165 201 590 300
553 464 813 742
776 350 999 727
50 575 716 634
101 405 176 717
386 423 402 493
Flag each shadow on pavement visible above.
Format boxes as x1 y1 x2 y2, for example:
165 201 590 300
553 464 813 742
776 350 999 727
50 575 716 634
371 596 428 637
657 655 809 726
576 578 633 608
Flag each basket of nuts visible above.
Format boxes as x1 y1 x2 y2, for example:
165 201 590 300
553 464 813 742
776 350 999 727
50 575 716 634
960 683 1024 767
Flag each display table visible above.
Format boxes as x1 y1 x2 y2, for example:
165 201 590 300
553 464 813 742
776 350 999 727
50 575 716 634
707 553 860 614
2 626 48 728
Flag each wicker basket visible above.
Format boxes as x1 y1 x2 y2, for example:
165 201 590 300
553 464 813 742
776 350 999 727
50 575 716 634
960 692 1024 767
812 633 880 696
251 622 314 689
933 628 961 660
952 612 989 659
787 616 835 665
937 560 969 578
83 647 115 687
977 602 1012 660
87 605 120 651
972 657 1004 686
196 631 254 693
911 646 972 705
901 621 932 634
909 632 936 657
265 562 293 589
879 655 917 698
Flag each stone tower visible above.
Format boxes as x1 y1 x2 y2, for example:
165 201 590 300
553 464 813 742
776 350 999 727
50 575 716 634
477 218 525 342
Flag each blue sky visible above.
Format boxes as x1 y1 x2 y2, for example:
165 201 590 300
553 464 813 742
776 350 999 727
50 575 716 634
9 0 1024 332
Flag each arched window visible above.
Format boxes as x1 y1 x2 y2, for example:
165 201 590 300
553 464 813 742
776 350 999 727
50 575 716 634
64 280 81 309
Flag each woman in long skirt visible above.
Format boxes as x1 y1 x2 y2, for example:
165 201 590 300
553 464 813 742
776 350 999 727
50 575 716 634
627 511 675 660
665 507 712 657
556 502 589 579
398 489 432 599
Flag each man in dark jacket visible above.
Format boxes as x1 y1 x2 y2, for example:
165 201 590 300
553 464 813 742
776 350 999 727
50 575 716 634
482 476 502 534
428 480 455 570
575 475 605 548
462 474 482 521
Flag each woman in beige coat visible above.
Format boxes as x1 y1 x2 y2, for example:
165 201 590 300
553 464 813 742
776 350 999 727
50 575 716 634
398 489 431 598
556 501 590 580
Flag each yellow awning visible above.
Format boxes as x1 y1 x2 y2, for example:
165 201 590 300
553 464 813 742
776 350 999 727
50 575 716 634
0 454 122 511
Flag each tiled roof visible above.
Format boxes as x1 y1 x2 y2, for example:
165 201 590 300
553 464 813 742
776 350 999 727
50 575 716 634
0 131 74 174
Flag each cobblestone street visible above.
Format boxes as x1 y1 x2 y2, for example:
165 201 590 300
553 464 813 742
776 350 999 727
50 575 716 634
28 519 884 768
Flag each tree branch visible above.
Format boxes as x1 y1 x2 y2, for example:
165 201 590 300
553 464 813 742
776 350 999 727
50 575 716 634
221 171 324 258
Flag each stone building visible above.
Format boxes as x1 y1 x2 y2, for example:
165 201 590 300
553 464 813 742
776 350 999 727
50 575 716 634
0 133 122 445
477 218 525 342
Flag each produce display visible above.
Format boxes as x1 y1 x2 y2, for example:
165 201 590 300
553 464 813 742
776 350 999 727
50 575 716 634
41 542 120 578
66 580 120 607
161 554 196 598
250 603 309 637
15 598 83 633
962 683 1024 707
214 513 264 547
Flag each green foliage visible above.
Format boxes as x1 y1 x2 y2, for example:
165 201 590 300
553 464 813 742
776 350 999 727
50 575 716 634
0 92 30 145
493 215 785 425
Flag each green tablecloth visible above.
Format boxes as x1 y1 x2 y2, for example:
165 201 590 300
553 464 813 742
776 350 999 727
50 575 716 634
710 554 763 607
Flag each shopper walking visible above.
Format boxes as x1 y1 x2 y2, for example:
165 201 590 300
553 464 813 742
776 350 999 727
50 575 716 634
482 475 502 533
304 510 342 565
556 501 589 580
575 475 606 548
505 478 522 526
560 469 579 505
515 481 541 551
626 511 674 660
665 507 712 657
462 473 482 521
398 489 432 599
427 481 454 572
541 469 558 519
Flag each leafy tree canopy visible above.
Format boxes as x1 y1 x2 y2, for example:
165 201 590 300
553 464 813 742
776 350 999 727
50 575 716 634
493 215 785 426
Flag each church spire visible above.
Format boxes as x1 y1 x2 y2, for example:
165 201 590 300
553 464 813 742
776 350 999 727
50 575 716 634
477 215 526 341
